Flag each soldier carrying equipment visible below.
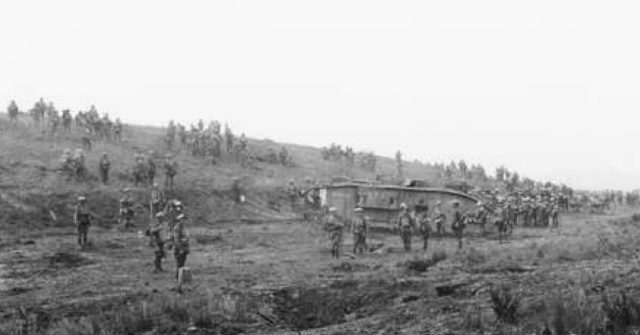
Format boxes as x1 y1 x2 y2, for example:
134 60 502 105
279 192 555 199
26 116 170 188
451 202 465 250
416 205 431 251
324 208 344 259
397 203 414 251
351 207 367 255
149 212 166 273
74 196 92 249
167 214 190 280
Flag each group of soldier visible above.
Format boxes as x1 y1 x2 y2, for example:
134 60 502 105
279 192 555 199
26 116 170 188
58 148 179 189
73 183 190 281
7 99 123 141
166 119 294 169
320 143 377 172
166 120 250 166
321 192 567 258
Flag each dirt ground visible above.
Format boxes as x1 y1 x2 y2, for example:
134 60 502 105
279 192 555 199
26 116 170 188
2 205 639 334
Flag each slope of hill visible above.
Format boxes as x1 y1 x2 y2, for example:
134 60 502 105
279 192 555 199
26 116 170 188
0 114 451 232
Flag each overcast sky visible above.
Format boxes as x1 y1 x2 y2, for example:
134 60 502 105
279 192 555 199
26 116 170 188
1 0 639 190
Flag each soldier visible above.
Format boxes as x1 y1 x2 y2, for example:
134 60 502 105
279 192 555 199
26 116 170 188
149 183 166 217
114 118 123 141
551 203 560 228
119 188 135 228
397 203 414 251
351 207 367 255
74 196 92 249
451 202 465 250
325 207 344 259
279 146 289 166
149 212 166 273
494 202 508 243
62 109 72 132
168 213 190 280
73 149 87 179
476 203 488 236
164 154 178 189
133 154 147 186
287 179 298 211
433 201 447 236
225 123 234 154
416 205 431 251
7 100 19 124
59 149 75 178
164 199 184 232
147 151 157 185
98 152 111 184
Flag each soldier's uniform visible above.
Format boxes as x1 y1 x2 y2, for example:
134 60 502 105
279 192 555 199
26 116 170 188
164 199 184 232
551 204 560 228
351 208 367 255
164 155 178 189
287 180 298 210
119 189 135 228
433 202 446 236
169 214 190 280
150 183 166 216
476 204 488 236
325 209 343 259
99 153 111 184
494 204 508 243
451 202 465 249
397 204 414 251
417 210 431 251
74 196 91 248
150 212 166 272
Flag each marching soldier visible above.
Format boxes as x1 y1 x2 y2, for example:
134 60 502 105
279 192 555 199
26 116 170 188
324 207 344 259
74 196 92 249
351 207 367 255
168 214 190 280
164 154 178 189
98 152 111 184
397 203 414 251
150 212 166 272
451 201 465 249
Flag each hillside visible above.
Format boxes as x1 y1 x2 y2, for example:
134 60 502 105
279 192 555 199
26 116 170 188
0 113 453 232
4 113 638 335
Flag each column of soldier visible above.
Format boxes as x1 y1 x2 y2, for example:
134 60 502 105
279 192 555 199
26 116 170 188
6 99 123 141
320 192 569 259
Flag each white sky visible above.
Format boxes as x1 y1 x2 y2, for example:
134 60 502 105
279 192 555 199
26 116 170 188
1 0 639 190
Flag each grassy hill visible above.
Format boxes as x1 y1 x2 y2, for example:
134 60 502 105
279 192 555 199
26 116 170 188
0 113 453 233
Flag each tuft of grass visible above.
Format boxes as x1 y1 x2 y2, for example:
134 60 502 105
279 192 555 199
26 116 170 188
490 283 522 324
